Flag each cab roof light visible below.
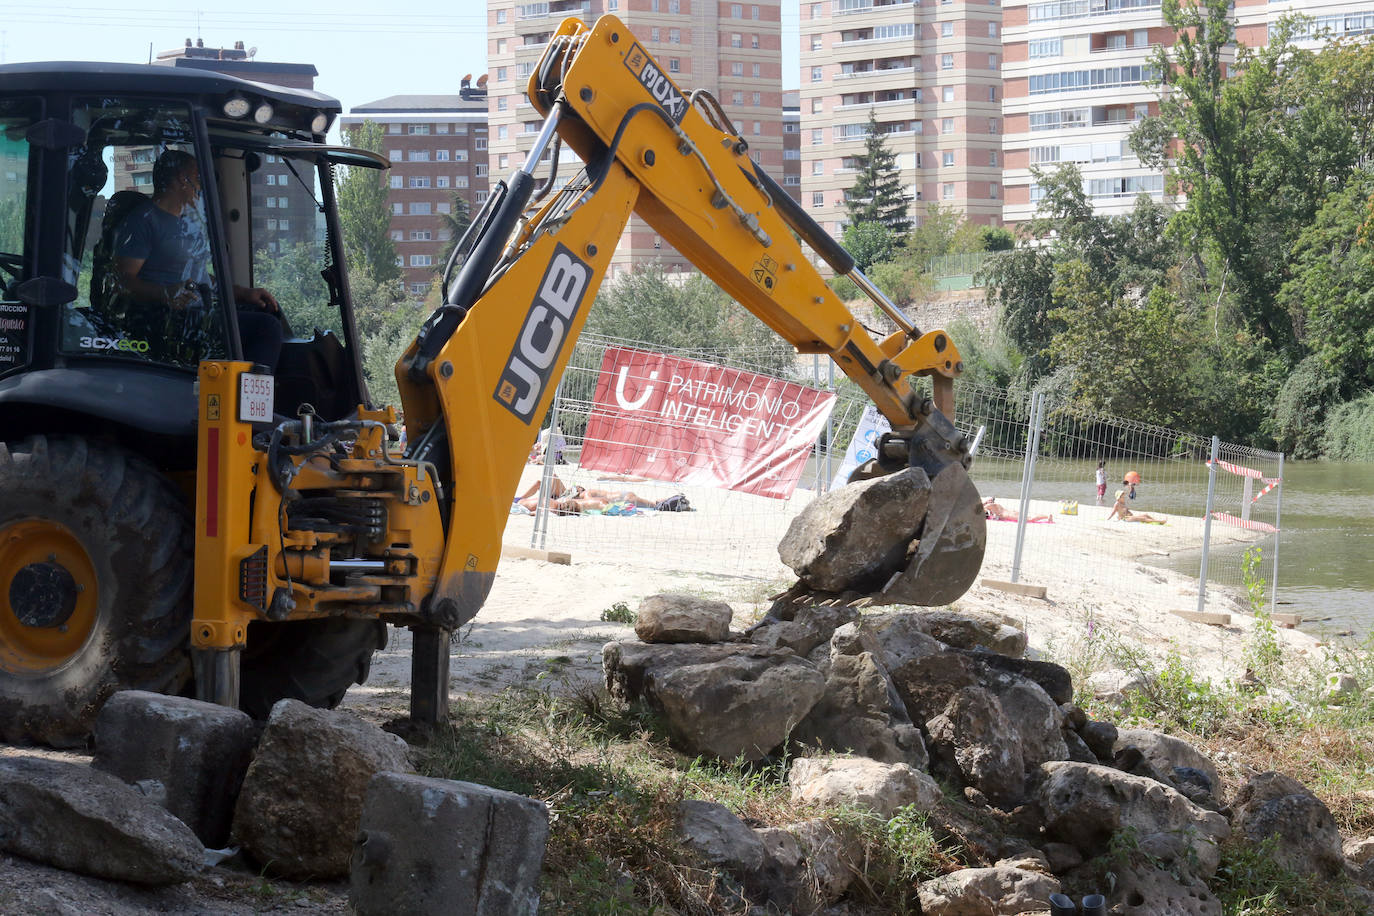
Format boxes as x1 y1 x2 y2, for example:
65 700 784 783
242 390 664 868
223 95 251 119
253 102 274 125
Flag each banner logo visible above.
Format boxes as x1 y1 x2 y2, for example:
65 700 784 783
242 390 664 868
623 42 688 123
493 243 591 424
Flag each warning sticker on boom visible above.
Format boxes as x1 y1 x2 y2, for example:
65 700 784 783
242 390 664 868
623 42 688 124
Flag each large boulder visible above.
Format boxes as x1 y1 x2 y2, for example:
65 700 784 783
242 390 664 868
649 650 826 761
232 700 414 879
926 687 1026 808
92 690 257 848
1231 771 1344 877
787 818 862 904
603 641 756 702
0 756 203 885
634 594 733 644
1112 729 1219 795
350 773 548 916
778 468 930 592
748 604 860 657
1034 762 1230 877
677 800 799 909
1106 863 1223 915
793 638 928 768
911 610 1028 658
918 865 1061 915
788 755 942 819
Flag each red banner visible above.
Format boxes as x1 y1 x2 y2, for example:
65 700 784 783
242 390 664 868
579 346 836 499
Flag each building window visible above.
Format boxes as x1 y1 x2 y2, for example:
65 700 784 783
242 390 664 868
476 190 490 204
475 138 486 150
988 22 998 36
455 150 469 162
390 230 403 241
811 1 822 16
811 191 824 208
496 67 508 81
410 255 433 267
392 203 403 215
390 175 403 189
456 176 469 188
989 53 998 69
988 86 997 101
437 202 451 214
670 28 681 42
731 33 742 48
497 97 508 111
812 160 824 175
410 230 433 241
651 27 660 41
497 37 508 53
497 125 508 140
669 0 680 11
476 164 489 176
266 197 276 208
811 66 823 82
409 283 428 296
753 120 761 135
733 90 744 104
496 8 506 23
732 2 742 16
942 86 954 102
278 219 289 231
387 124 401 134
752 91 761 105
942 182 954 200
811 35 822 51
1028 38 1062 58
751 33 760 48
811 98 823 114
498 153 509 169
436 150 450 161
669 58 680 73
942 151 954 167
408 124 430 135
408 150 430 161
988 118 999 134
989 150 998 166
989 184 999 199
409 202 432 215
941 22 953 37
811 128 824 145
751 4 760 18
751 63 761 78
732 62 744 76
941 117 954 134
437 176 450 188
941 54 954 70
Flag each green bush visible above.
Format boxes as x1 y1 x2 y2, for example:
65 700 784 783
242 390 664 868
1321 390 1374 460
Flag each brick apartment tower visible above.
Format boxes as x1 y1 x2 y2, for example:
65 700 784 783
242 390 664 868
486 0 784 277
800 0 1004 240
782 90 803 203
341 82 490 298
152 40 320 254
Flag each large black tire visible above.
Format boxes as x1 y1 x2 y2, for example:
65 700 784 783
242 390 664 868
238 618 387 720
0 436 193 747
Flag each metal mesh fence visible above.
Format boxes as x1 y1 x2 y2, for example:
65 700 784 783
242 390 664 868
505 333 1283 613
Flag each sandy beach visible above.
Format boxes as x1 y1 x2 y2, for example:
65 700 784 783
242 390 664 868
345 467 1320 716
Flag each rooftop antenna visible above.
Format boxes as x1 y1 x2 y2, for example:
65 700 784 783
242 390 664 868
247 46 258 60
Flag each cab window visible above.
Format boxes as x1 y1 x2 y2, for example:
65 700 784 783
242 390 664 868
0 97 40 376
61 99 227 369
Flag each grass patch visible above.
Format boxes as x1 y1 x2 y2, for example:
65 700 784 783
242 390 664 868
600 602 636 625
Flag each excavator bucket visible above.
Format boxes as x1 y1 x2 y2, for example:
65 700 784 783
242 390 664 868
775 407 986 609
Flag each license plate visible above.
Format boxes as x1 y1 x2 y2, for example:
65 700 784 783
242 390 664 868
238 372 275 423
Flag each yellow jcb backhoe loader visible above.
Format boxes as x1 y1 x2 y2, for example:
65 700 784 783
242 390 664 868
0 17 983 746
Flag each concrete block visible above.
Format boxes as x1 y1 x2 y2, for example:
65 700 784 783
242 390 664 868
1170 609 1232 627
92 690 257 848
351 772 549 916
980 579 1048 600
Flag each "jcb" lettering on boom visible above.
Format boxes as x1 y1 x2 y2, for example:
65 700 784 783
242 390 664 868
493 243 591 423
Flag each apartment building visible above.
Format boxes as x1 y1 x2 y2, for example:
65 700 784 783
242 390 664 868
783 90 802 203
153 40 320 253
486 0 784 276
1003 0 1373 225
1000 0 1171 224
342 81 490 297
800 0 1005 239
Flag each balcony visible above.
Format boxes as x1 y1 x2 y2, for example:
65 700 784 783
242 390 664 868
835 97 916 111
836 34 915 48
835 0 917 16
517 1 590 21
836 65 916 80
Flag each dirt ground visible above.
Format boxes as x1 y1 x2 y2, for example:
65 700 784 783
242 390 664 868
0 490 1325 914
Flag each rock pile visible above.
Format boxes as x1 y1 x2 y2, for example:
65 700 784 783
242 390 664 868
604 591 1374 914
0 693 549 915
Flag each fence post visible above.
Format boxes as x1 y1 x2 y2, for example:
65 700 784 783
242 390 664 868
1197 436 1219 613
1270 452 1284 615
1011 391 1043 584
824 360 834 492
531 378 566 550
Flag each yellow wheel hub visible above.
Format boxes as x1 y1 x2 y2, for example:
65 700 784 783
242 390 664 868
0 518 99 674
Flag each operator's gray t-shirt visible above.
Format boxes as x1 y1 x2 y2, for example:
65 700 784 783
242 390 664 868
114 200 211 286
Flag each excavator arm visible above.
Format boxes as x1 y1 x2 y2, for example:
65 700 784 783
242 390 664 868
394 14 984 637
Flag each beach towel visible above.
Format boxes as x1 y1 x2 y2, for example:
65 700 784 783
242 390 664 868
987 514 1054 524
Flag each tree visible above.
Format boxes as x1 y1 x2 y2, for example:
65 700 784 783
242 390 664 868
337 120 400 287
435 194 474 278
843 111 910 234
841 222 896 272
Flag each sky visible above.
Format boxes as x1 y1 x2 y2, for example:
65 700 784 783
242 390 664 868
0 0 800 141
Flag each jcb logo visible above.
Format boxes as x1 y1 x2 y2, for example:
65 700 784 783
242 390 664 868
80 336 150 353
623 42 687 124
493 243 591 423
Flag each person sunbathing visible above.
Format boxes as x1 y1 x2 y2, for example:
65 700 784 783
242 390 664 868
1106 491 1165 524
516 475 655 509
983 497 1051 523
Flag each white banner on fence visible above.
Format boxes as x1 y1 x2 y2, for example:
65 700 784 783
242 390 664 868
830 404 892 490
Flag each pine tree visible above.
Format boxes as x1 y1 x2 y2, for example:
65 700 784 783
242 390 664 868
844 111 911 234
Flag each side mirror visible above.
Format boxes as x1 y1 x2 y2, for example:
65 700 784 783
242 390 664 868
12 276 79 307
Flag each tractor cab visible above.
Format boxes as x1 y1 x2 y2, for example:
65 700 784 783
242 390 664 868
0 62 388 468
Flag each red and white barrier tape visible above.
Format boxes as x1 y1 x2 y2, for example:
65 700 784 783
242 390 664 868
1207 459 1279 486
1210 512 1279 534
